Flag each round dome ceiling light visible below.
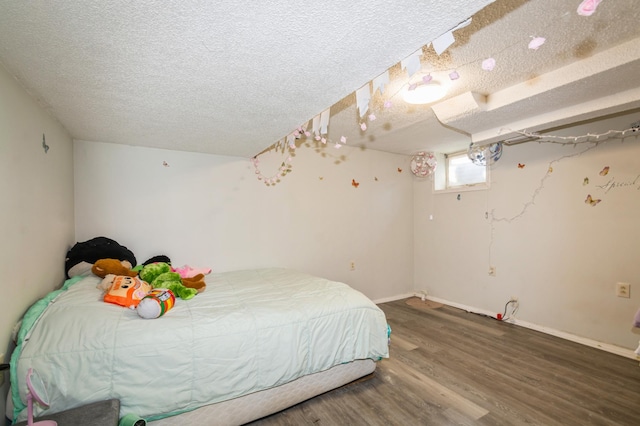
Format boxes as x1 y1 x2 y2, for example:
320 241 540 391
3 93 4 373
402 82 446 105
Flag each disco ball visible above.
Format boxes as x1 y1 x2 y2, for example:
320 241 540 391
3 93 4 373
467 142 503 166
410 151 437 177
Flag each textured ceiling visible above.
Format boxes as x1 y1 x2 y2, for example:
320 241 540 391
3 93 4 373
0 0 639 158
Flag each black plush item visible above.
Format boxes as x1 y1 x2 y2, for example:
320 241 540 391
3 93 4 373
65 237 137 278
143 255 171 266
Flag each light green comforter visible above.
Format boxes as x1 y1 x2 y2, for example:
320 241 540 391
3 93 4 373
12 268 389 422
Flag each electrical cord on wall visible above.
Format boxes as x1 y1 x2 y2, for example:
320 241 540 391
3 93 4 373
501 300 519 321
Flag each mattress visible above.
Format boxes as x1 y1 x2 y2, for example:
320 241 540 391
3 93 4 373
10 268 389 423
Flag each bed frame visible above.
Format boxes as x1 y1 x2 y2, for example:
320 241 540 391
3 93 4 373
149 359 376 425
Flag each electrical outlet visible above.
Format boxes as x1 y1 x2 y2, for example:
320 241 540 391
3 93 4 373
350 261 356 271
488 266 496 276
616 282 630 298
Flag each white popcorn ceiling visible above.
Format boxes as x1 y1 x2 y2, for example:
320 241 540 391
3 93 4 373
0 0 638 158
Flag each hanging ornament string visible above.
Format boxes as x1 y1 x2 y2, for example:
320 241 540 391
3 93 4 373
252 125 351 186
251 154 293 186
498 126 640 146
466 126 640 164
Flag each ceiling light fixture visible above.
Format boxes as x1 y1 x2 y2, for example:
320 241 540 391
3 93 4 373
402 82 446 105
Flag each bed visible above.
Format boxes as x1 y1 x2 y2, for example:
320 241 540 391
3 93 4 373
8 268 389 425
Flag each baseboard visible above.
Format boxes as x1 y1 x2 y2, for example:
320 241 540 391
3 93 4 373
372 293 415 305
414 294 639 361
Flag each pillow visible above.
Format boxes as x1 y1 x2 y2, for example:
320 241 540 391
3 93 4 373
65 236 137 278
102 275 152 309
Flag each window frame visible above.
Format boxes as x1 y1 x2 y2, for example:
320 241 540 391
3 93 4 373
433 149 490 193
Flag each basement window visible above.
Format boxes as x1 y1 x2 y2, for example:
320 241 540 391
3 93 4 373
433 151 489 192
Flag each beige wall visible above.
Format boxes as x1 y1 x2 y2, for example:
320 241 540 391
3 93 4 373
414 110 640 352
0 64 75 413
73 139 415 302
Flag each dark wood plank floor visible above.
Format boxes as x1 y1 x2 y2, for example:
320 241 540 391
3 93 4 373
250 298 640 425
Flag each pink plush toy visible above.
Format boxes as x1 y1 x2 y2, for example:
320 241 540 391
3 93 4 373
172 265 211 279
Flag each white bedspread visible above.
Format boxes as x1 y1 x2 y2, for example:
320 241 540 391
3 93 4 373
12 268 389 422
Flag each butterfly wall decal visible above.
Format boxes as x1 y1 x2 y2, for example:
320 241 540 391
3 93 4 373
599 166 610 176
517 163 525 169
585 194 601 206
351 179 360 188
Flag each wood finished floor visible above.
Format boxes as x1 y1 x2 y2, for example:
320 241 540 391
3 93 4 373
250 298 640 426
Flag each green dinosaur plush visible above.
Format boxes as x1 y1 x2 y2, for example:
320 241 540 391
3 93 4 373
139 262 171 282
155 272 197 300
139 262 197 300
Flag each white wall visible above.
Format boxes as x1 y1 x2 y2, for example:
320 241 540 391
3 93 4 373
74 139 414 302
414 110 640 351
0 64 75 416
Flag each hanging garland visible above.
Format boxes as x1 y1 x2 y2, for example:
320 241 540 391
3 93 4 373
251 155 293 186
251 124 354 186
